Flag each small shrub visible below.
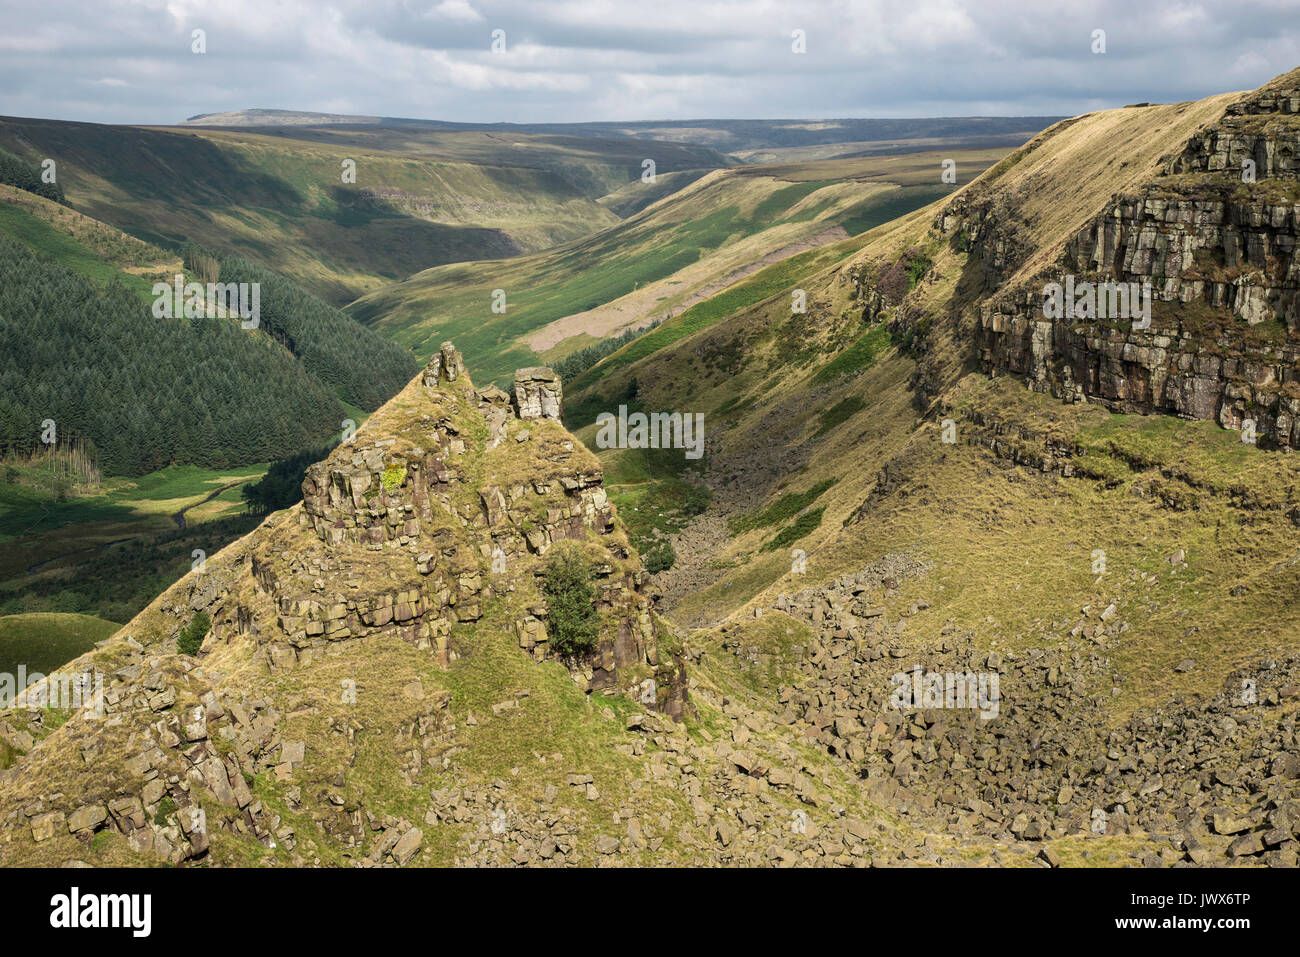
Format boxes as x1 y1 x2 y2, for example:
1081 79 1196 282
541 545 600 657
177 610 210 656
154 796 177 825
381 465 407 493
643 540 676 574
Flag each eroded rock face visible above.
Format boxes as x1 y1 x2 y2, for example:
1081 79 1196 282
942 83 1300 448
267 353 666 700
422 341 465 388
513 367 563 420
1171 86 1300 177
0 345 688 867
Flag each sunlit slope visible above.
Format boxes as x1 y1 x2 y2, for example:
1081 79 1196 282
546 77 1300 871
181 108 1058 156
346 150 1006 383
0 116 651 303
0 183 178 301
561 76 1298 714
189 123 730 200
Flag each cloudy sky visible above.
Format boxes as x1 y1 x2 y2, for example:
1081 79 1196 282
1 0 1297 125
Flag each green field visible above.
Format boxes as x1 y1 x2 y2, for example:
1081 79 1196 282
0 612 119 681
0 460 268 624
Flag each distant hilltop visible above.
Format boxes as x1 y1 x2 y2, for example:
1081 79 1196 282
179 109 1066 152
183 108 384 126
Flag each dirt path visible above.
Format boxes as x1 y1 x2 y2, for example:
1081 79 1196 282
20 480 250 575
172 481 245 530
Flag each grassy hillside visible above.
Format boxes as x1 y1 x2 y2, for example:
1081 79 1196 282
346 150 1005 384
560 89 1243 616
0 184 177 302
730 131 1048 165
0 149 404 639
184 108 1058 156
2 76 1296 870
0 457 266 624
194 123 730 200
536 71 1300 868
0 351 941 868
0 116 687 303
0 613 119 682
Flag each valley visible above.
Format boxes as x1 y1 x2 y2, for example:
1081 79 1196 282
0 47 1297 878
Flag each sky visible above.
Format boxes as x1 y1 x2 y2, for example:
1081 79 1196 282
0 0 1297 125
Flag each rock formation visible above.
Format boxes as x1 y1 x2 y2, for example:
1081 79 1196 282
0 346 688 866
933 77 1300 447
512 367 563 421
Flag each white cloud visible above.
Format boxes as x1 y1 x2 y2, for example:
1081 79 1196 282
0 0 1294 124
428 0 485 23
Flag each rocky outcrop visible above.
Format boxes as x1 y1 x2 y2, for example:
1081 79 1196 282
1170 84 1300 178
240 347 679 702
422 340 466 387
513 366 563 421
936 79 1300 448
0 344 689 867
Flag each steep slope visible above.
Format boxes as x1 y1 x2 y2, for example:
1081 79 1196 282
0 182 177 301
958 77 1300 447
0 237 345 476
552 69 1300 866
5 75 1298 870
346 150 1005 382
0 226 418 477
0 345 985 868
0 191 411 674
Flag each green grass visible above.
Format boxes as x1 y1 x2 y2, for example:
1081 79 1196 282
0 117 664 305
839 185 953 236
0 460 267 623
1076 413 1291 496
730 479 836 535
602 441 711 565
350 154 978 385
815 396 867 436
812 324 893 383
349 181 865 382
0 612 119 679
0 462 267 541
572 243 857 393
0 202 156 302
762 507 826 551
